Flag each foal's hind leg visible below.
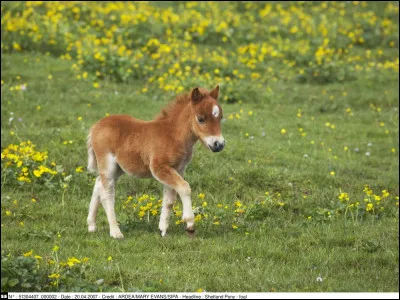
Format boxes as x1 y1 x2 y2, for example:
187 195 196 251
96 153 124 239
159 185 177 237
87 176 102 232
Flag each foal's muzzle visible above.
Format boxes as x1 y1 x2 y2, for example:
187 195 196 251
210 140 225 152
204 135 225 153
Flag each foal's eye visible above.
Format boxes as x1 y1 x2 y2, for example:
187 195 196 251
197 116 205 124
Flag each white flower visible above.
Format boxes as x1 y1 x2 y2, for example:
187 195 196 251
365 152 371 156
95 279 104 285
316 275 323 282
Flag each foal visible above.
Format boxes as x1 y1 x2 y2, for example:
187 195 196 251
86 86 225 238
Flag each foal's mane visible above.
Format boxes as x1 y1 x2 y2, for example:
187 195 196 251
155 92 191 120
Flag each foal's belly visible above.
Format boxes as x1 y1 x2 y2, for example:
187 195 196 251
115 152 153 178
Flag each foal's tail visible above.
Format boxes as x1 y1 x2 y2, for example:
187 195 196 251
87 129 98 174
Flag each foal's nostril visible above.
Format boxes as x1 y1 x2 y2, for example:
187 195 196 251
211 141 224 152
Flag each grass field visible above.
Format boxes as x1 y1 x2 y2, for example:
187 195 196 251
1 1 399 293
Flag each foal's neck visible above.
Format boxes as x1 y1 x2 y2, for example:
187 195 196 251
171 102 198 148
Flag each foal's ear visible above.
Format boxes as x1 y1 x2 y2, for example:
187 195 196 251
191 87 203 103
210 85 219 100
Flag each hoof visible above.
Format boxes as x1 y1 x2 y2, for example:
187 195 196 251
185 228 195 238
160 230 167 237
88 225 97 233
110 231 124 239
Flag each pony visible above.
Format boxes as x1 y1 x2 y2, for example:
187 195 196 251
86 86 225 239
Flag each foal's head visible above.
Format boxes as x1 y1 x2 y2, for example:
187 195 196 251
190 86 225 152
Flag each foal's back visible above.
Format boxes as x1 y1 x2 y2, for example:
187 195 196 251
91 114 146 151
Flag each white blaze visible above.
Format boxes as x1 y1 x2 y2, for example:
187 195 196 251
212 105 220 118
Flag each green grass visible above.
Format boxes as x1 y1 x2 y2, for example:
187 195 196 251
1 51 398 293
2 1 399 293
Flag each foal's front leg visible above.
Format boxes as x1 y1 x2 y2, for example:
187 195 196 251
151 164 195 235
